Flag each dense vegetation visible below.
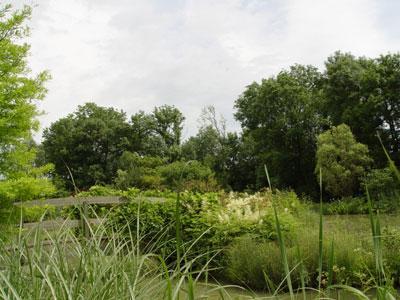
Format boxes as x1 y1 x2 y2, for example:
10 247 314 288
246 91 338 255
0 4 400 299
38 53 400 203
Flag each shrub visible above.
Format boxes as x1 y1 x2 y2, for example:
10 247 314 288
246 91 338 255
319 195 400 215
0 177 57 205
156 160 219 192
320 197 369 215
12 204 56 223
77 185 126 197
114 152 164 190
109 189 301 269
362 167 399 198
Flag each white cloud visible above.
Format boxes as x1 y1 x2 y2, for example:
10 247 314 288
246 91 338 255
12 0 400 140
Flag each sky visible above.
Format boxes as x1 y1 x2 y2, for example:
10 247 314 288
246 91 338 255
12 0 400 141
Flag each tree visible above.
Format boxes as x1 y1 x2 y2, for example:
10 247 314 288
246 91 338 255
157 160 218 192
130 111 165 156
0 4 50 176
374 54 400 163
315 124 372 198
42 103 131 190
153 105 185 147
114 151 164 190
129 105 185 161
322 51 400 166
235 65 325 194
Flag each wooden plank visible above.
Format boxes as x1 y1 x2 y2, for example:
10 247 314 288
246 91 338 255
14 196 166 207
22 218 105 230
14 196 123 207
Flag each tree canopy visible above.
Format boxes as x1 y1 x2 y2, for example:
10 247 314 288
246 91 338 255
42 103 131 190
36 50 400 199
235 65 325 194
0 4 50 177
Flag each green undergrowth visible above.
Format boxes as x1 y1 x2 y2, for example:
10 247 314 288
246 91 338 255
315 194 400 215
0 217 233 299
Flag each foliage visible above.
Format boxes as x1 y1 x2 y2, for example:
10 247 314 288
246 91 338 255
130 105 185 160
114 151 164 190
0 4 50 176
319 197 369 215
77 185 127 197
322 52 400 166
42 103 131 190
362 167 399 198
12 204 56 223
156 160 219 192
316 124 372 198
234 65 325 195
0 176 56 205
109 189 301 268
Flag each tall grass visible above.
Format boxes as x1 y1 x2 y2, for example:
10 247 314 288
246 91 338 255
0 208 228 300
265 165 294 299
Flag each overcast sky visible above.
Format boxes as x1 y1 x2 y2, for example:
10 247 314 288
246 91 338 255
13 0 400 141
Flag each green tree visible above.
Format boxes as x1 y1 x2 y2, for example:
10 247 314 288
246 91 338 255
374 54 400 163
42 103 131 190
129 105 185 161
114 151 164 190
156 160 218 192
235 65 325 194
130 110 168 157
315 124 372 198
153 105 185 147
322 51 400 166
0 4 50 176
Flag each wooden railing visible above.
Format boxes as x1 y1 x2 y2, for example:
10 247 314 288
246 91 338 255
13 196 165 235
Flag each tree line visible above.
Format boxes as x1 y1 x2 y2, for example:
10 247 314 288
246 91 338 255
1 4 399 201
39 51 400 200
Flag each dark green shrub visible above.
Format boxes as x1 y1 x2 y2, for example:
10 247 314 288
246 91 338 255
362 168 398 197
156 160 219 192
319 195 400 215
114 152 164 190
320 197 368 215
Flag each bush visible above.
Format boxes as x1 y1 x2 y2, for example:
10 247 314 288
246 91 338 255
114 152 164 190
0 177 57 205
362 168 399 197
12 204 56 223
109 189 301 269
319 195 400 215
156 160 219 192
77 185 126 197
320 197 369 215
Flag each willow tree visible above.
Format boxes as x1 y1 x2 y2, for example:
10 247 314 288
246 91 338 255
315 124 372 198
